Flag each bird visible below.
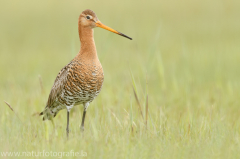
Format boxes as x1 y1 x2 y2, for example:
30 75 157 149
39 9 132 137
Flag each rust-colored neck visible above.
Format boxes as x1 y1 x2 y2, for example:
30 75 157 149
76 20 98 62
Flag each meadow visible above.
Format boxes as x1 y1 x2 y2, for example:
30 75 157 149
1 0 240 158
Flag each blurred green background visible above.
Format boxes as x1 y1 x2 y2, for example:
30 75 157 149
1 0 240 158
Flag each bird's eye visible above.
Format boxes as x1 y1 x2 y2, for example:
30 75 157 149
86 16 91 20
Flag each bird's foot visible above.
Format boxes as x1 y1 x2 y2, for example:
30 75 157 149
66 128 71 138
80 126 84 132
66 128 71 133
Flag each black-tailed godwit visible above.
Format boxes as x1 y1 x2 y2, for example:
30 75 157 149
40 9 132 137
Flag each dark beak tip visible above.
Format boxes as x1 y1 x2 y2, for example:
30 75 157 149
120 33 132 40
127 37 132 40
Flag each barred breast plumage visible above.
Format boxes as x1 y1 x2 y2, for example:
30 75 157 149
42 59 104 120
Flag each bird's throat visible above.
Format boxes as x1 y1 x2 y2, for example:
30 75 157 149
77 25 98 61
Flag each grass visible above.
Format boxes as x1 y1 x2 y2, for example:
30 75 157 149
1 0 240 158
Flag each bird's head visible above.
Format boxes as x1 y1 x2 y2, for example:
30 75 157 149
79 9 132 40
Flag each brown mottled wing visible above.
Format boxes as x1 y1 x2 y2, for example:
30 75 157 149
46 65 69 108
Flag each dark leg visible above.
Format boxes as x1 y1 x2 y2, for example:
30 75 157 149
80 103 89 132
80 109 86 132
66 111 70 138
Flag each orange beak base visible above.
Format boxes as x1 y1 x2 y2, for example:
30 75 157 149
96 21 132 40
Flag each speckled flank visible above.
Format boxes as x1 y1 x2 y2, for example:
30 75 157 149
41 59 104 120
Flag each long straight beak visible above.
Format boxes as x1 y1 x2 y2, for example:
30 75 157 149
95 21 132 40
